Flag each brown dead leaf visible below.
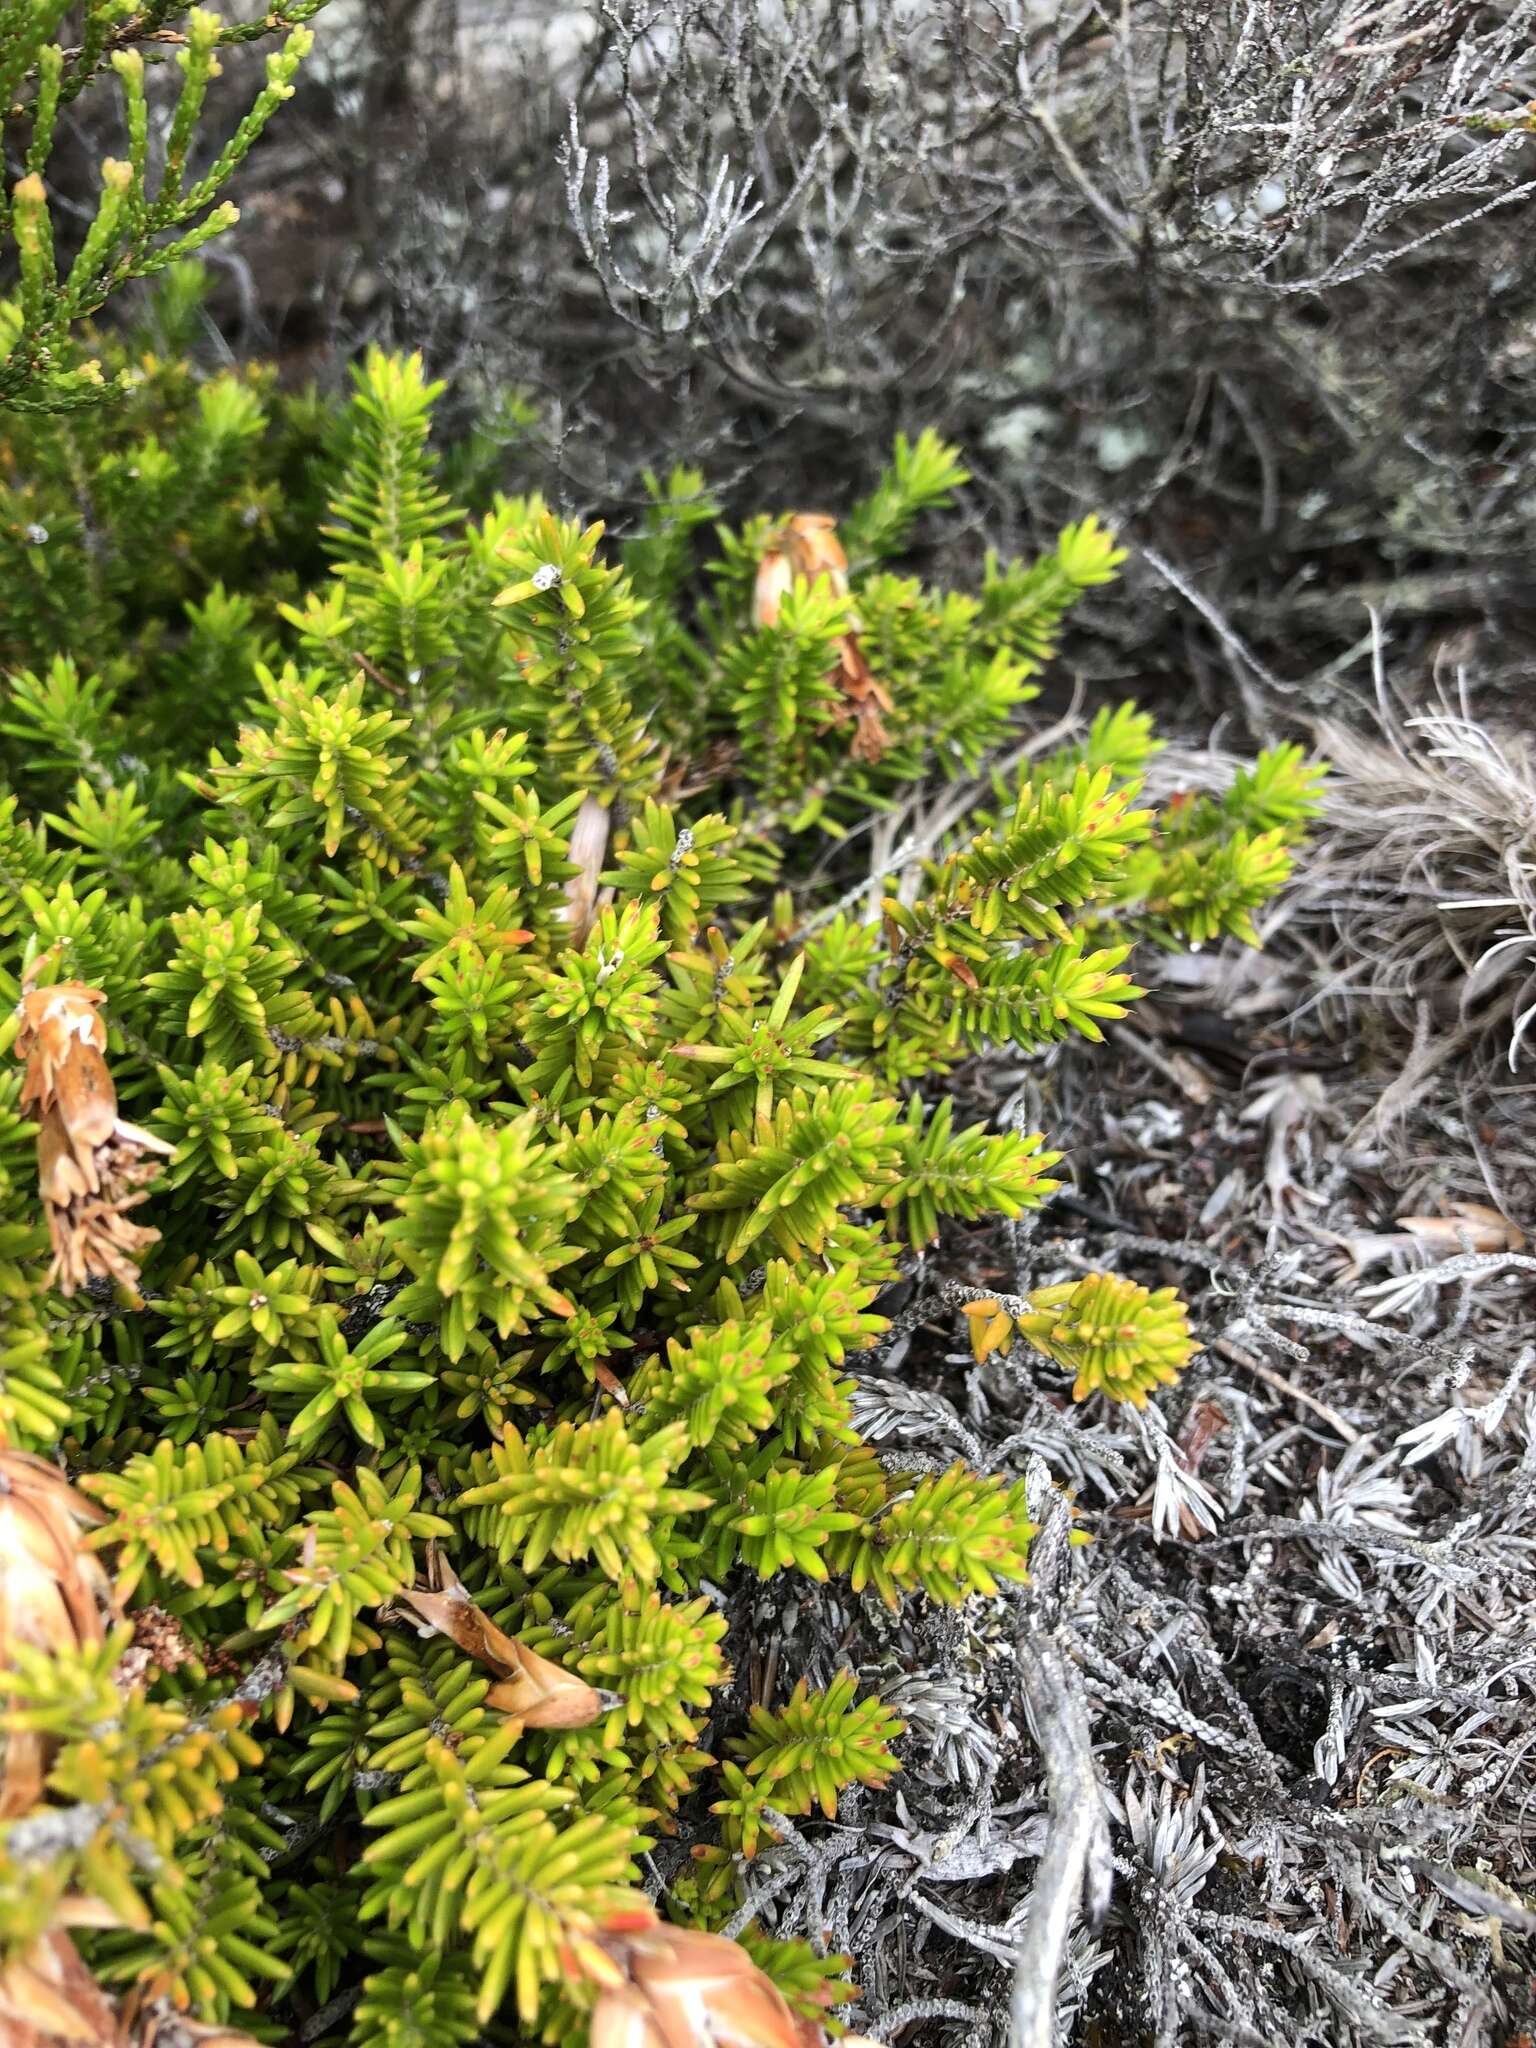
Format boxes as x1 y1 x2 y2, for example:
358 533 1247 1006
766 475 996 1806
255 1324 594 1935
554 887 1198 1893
936 952 981 993
1397 1201 1525 1254
394 1563 606 1730
593 1362 631 1406
394 1580 527 1673
483 1641 608 1730
1178 1400 1230 1471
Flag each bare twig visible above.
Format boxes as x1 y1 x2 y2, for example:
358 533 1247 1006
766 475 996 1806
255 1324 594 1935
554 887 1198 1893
1010 1636 1113 2048
1214 1336 1366 1444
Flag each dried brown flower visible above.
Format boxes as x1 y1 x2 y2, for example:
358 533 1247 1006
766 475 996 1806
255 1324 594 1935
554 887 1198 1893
753 515 892 765
0 1933 267 2048
564 792 614 949
14 977 171 1299
0 1450 116 1816
118 1989 264 2048
581 1912 880 2048
0 1929 120 2048
113 1606 197 1693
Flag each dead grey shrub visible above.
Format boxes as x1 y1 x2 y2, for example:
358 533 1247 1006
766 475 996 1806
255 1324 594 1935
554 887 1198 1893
1305 682 1536 1084
169 0 1536 690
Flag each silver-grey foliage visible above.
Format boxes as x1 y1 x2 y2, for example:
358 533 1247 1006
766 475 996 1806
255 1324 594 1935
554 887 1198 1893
175 0 1536 688
680 801 1536 2043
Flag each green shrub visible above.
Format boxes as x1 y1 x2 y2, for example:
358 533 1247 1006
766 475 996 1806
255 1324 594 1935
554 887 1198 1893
0 308 1324 2044
1 3 323 413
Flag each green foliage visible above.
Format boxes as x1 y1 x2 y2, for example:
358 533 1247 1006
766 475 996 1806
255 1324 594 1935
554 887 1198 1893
1 6 325 412
0 307 1321 2040
1015 1273 1199 1407
734 1670 902 1818
0 1628 267 1948
350 1948 480 2048
459 1412 709 1583
358 1720 637 2022
840 427 970 566
711 1671 902 1858
0 275 329 697
829 1459 1039 1607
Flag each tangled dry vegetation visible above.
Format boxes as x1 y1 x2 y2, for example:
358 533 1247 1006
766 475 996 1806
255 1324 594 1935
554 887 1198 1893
171 0 1536 697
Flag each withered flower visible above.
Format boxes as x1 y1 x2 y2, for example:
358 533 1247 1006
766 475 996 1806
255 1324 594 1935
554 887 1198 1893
0 1933 266 2048
752 515 851 625
0 1450 115 1816
564 792 614 950
113 1606 197 1693
753 515 893 765
0 1929 119 2048
119 1988 265 2048
14 978 171 1299
582 1912 883 2048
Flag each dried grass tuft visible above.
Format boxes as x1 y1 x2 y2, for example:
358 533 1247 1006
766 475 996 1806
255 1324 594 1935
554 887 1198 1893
1302 676 1536 1095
